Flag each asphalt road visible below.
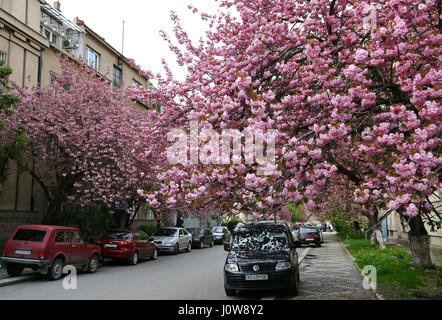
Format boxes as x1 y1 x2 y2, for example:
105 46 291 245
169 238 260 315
0 233 374 300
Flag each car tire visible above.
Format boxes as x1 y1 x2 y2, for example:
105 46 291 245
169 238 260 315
224 285 236 296
286 272 299 296
87 254 99 273
199 241 204 249
210 240 214 248
6 263 24 277
128 251 139 265
186 242 192 252
173 243 179 255
151 249 158 260
48 258 65 281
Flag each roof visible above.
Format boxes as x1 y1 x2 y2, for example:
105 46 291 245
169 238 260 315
40 2 84 33
15 225 79 231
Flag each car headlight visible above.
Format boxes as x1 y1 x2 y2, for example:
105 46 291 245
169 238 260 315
224 263 239 272
275 261 291 271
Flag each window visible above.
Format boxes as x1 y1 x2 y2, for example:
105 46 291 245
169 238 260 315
51 34 57 45
71 232 83 244
86 47 99 71
0 51 6 62
113 65 122 89
54 231 70 243
12 229 47 243
131 79 142 88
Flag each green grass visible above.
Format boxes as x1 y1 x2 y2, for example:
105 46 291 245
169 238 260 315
343 239 424 289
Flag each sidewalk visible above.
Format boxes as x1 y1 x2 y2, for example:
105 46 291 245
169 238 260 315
0 262 41 287
290 232 377 300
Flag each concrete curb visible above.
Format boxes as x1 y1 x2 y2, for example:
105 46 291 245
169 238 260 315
298 247 311 264
342 244 385 300
0 274 40 288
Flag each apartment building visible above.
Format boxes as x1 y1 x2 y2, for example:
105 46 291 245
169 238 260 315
0 0 154 240
0 0 49 240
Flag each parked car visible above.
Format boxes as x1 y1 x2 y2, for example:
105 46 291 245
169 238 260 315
0 225 101 280
150 227 192 255
296 226 323 247
211 226 230 244
97 229 157 265
187 228 214 249
223 221 300 296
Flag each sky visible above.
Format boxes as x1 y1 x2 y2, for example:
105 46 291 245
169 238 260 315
59 0 222 81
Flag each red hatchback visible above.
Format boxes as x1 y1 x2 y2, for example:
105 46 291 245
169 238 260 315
97 229 158 265
1 225 101 280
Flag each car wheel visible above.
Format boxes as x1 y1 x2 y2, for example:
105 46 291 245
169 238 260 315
151 249 158 260
199 241 204 249
285 272 299 296
173 243 179 255
48 258 65 281
128 251 139 265
6 263 24 277
210 240 214 247
87 255 99 273
186 242 192 252
224 285 236 296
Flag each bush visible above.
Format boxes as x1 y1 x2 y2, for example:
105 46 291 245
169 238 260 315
49 206 117 243
226 218 242 233
138 224 158 236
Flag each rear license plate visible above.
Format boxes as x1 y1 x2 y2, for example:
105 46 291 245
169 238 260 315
245 274 268 281
15 249 31 255
305 238 314 241
104 244 117 248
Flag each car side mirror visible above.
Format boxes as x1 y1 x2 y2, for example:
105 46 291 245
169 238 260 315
224 242 231 251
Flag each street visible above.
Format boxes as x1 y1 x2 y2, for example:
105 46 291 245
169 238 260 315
0 233 375 300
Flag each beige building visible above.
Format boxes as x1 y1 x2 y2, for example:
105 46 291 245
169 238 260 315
0 0 49 240
387 194 442 264
0 0 155 240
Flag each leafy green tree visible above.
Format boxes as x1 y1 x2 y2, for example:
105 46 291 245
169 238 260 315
0 61 28 192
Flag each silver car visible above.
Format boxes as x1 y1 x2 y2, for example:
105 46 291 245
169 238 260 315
150 227 192 255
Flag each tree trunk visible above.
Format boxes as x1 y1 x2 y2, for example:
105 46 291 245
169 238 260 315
408 215 434 269
42 199 62 225
374 226 386 249
367 215 377 245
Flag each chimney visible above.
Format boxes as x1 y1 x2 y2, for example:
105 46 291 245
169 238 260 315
74 17 84 26
53 1 61 11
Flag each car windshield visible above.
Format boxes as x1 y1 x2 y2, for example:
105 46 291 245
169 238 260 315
153 228 178 237
212 227 225 233
231 225 289 252
187 228 202 235
105 231 132 240
12 229 47 242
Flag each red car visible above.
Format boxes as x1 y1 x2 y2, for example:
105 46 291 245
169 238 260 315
97 229 158 265
1 225 101 280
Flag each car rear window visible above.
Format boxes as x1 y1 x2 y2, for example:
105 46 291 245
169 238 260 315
300 228 318 234
212 227 225 233
105 231 132 240
187 228 202 235
12 229 47 242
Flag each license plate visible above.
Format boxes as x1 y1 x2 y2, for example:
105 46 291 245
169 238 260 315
305 238 314 241
15 249 31 255
104 244 117 248
245 274 268 281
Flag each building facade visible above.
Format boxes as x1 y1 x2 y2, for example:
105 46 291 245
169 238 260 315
0 0 154 240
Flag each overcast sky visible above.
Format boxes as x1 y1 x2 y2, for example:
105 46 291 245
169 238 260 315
60 0 222 81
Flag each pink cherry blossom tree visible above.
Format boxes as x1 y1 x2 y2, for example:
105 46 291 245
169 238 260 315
12 56 146 223
134 0 441 268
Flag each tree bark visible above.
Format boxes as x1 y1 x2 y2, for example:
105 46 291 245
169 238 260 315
407 214 434 269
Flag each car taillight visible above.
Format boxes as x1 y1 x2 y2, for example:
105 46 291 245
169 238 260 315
305 234 314 237
3 247 6 256
39 250 46 260
119 241 131 247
